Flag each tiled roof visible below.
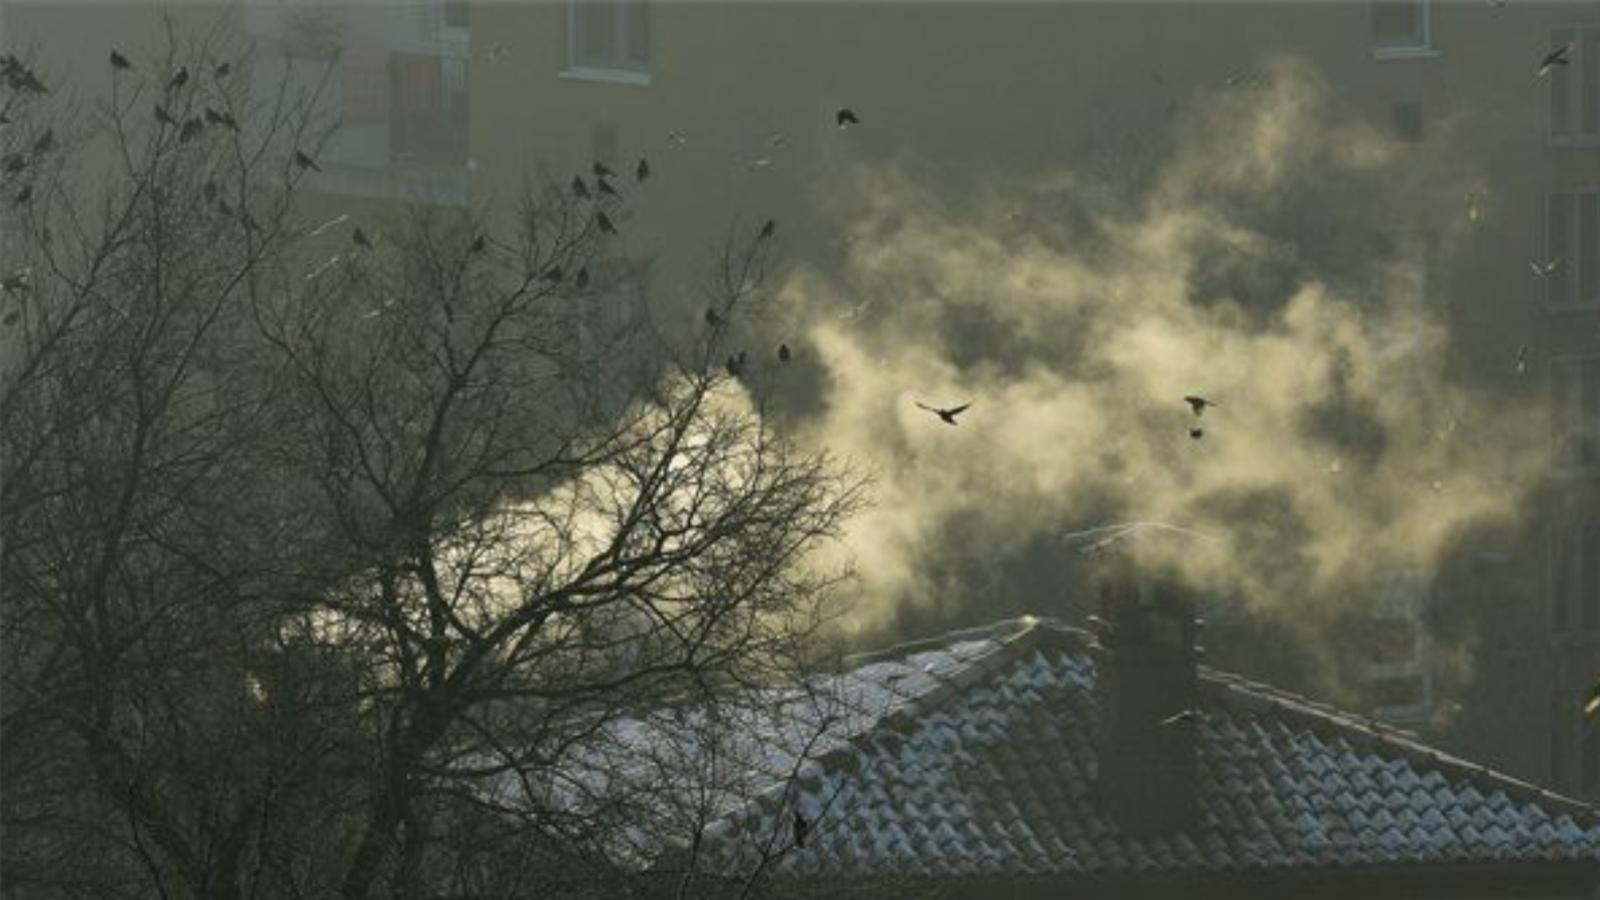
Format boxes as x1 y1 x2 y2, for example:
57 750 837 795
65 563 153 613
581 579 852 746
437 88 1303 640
686 616 1600 881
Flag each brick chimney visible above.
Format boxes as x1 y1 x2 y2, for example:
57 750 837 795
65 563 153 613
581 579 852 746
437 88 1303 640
1085 526 1205 834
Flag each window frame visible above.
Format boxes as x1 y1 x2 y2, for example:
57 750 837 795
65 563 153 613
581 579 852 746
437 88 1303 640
1370 0 1438 61
1551 515 1600 636
1549 25 1600 148
1544 188 1600 312
562 0 652 86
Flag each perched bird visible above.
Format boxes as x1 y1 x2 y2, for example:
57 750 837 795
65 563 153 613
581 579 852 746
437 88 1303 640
576 267 589 290
110 50 132 71
835 108 860 128
916 401 971 426
1584 678 1600 722
168 66 189 90
1183 395 1218 416
1538 43 1572 77
592 160 615 179
1516 343 1530 375
179 118 203 143
725 351 748 377
705 307 721 326
293 149 320 172
636 157 650 182
793 812 809 849
778 343 792 362
596 211 617 235
571 176 590 199
31 129 54 155
352 227 372 250
468 234 487 255
214 61 232 78
597 177 618 197
1189 426 1205 440
759 219 776 240
1530 257 1561 277
2 153 26 175
204 107 238 130
542 265 562 283
13 184 31 206
154 105 175 125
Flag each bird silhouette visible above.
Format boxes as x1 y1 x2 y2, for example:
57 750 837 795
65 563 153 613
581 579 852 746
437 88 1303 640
778 343 791 362
214 61 231 78
597 177 618 198
835 108 859 128
725 351 748 377
571 176 590 199
352 227 372 250
793 812 809 849
293 150 320 172
1189 426 1205 440
110 50 132 71
596 211 617 235
1530 257 1561 277
154 105 175 125
204 107 238 131
1538 44 1572 77
592 160 615 179
179 118 202 143
705 307 722 326
759 219 776 240
468 235 487 255
916 401 971 425
1183 395 1218 416
168 66 188 90
636 158 650 182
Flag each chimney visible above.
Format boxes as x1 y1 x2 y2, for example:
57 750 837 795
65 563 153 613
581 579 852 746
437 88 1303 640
1084 525 1205 834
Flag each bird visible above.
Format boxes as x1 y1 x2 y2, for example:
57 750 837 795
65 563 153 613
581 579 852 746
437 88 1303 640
778 343 791 362
1530 257 1561 277
571 176 590 199
0 272 25 293
214 61 231 78
468 235 486 255
793 812 809 849
110 49 132 71
835 108 859 128
666 129 687 146
759 219 776 240
592 160 614 179
596 211 617 235
179 118 203 143
154 105 175 126
293 150 320 172
13 185 31 206
168 66 189 90
1516 343 1530 375
204 107 238 131
1161 709 1199 727
31 129 54 156
636 158 650 182
1584 678 1600 722
1188 425 1205 440
1183 395 1218 416
916 401 971 426
352 227 372 250
1538 44 1572 78
725 352 748 377
596 177 618 198
2 154 26 175
542 265 562 283
576 267 589 290
705 307 721 326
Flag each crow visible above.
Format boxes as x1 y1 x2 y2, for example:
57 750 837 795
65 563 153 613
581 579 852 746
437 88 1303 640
793 812 809 849
571 176 590 199
468 235 487 255
293 150 320 172
204 107 238 131
1189 426 1205 440
1530 257 1561 277
835 108 859 128
179 118 203 143
759 219 776 240
352 227 372 250
110 50 132 70
154 105 175 125
592 160 615 179
214 61 232 78
916 401 971 426
636 157 650 182
705 307 723 327
1183 395 1218 416
778 343 791 362
1538 43 1572 78
596 211 617 235
168 66 189 90
725 352 748 377
597 177 618 197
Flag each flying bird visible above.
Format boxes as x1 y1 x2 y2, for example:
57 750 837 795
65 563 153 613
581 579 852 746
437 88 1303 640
1538 43 1572 77
835 108 859 128
352 227 372 250
1161 709 1199 727
571 176 590 199
1516 343 1530 375
793 812 809 849
759 219 776 240
110 50 132 71
916 401 971 426
293 149 320 172
1584 678 1600 722
596 211 617 235
1530 257 1561 277
592 160 615 179
1183 395 1218 416
1189 426 1205 440
636 158 650 182
778 343 791 362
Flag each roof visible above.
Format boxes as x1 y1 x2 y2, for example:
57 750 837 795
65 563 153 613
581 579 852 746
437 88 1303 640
678 616 1600 886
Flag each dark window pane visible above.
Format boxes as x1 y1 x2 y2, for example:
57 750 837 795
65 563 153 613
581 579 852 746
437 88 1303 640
1553 29 1575 136
1549 193 1572 306
1373 1 1422 46
1555 528 1573 632
1580 194 1598 306
579 0 618 62
625 0 650 65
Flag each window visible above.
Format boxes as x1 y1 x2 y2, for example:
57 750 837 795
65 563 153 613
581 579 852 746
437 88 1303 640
1553 520 1600 632
1371 0 1432 58
1546 189 1600 310
1552 357 1600 472
566 0 651 81
1550 26 1600 146
390 52 469 167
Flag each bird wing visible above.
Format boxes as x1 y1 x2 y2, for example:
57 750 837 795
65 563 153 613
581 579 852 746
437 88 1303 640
915 401 937 413
947 403 972 416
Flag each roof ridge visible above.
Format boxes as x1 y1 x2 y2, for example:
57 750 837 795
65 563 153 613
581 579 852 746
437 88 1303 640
1203 669 1600 827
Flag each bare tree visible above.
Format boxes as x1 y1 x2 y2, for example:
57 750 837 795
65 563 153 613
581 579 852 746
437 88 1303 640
2 24 866 900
